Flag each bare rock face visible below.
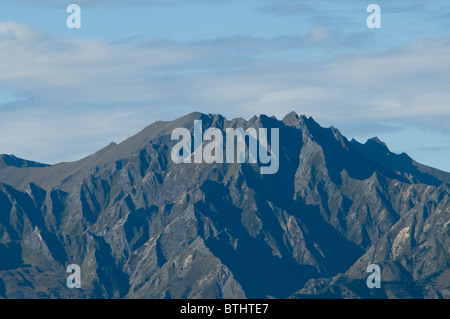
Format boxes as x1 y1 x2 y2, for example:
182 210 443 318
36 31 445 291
0 112 449 299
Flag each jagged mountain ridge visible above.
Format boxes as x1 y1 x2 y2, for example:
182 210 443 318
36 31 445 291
0 112 449 299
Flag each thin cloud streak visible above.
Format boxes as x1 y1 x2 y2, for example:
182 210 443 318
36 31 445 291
0 21 450 167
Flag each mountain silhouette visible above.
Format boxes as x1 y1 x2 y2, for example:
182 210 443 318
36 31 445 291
0 112 449 299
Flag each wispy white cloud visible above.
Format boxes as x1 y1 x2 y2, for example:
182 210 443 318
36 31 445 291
0 21 450 167
0 22 203 106
256 0 444 16
8 0 233 8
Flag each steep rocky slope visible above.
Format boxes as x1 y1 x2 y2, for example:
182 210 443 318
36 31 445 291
0 112 448 299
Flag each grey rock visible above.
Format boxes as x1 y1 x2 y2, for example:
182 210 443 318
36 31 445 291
0 112 449 299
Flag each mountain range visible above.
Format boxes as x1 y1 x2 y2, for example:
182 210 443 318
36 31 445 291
0 112 449 299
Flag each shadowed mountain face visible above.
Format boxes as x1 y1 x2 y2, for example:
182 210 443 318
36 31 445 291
0 112 449 299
